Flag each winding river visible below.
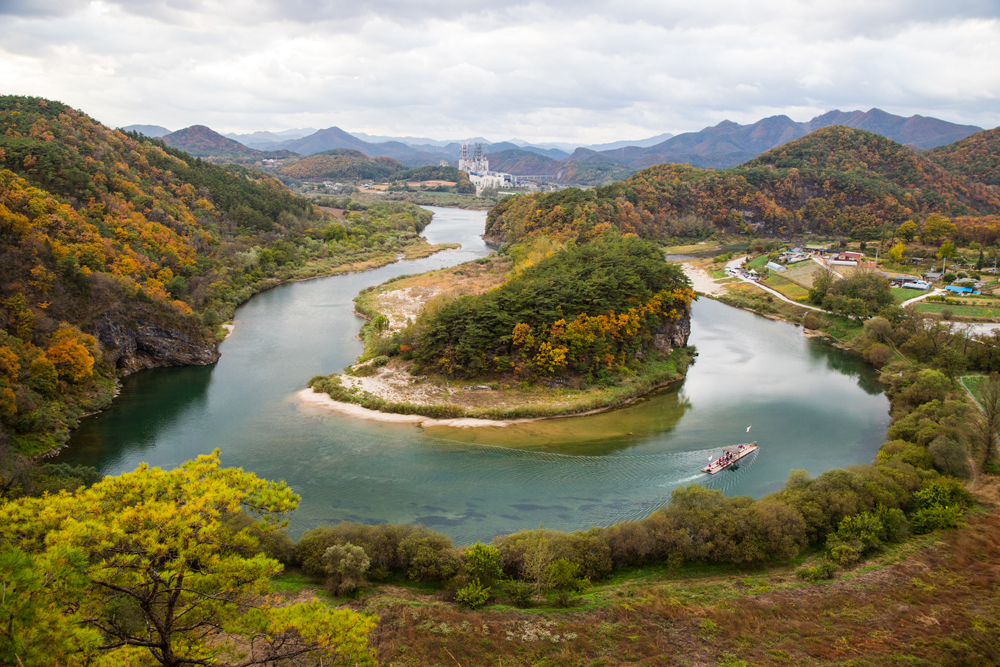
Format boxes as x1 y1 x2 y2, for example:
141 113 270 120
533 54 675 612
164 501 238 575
58 207 890 544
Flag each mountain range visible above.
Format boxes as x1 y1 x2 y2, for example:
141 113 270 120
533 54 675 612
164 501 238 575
137 108 987 186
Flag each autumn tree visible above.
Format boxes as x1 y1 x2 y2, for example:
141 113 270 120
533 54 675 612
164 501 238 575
920 214 957 245
897 221 917 242
0 451 378 667
887 242 905 263
45 324 96 382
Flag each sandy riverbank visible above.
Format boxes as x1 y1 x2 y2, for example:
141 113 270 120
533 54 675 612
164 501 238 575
295 388 536 428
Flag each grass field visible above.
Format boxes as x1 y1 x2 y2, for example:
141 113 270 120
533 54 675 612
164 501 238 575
782 260 823 288
764 274 810 299
915 302 1000 318
891 287 923 302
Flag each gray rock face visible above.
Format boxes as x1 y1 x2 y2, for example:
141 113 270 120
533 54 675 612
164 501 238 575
95 319 220 376
652 308 692 353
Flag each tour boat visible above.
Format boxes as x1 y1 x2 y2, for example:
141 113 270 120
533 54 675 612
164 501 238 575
701 442 758 475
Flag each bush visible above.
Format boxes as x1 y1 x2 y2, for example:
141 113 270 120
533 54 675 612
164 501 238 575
464 542 504 588
398 530 462 582
911 504 964 534
323 543 370 595
909 478 974 534
796 558 839 581
927 436 971 478
456 578 491 610
503 580 535 608
803 313 822 330
864 343 893 368
545 558 589 607
371 355 390 368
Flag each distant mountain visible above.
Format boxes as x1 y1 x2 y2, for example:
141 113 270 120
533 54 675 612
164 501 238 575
584 133 675 151
224 128 317 149
162 125 296 163
805 109 982 149
926 127 1000 187
209 108 987 187
596 108 983 171
122 124 171 138
485 149 558 175
484 142 569 160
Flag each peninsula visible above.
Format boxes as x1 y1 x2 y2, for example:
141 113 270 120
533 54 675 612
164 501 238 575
304 234 696 424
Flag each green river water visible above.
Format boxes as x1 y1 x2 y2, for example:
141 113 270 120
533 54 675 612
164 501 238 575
58 207 890 544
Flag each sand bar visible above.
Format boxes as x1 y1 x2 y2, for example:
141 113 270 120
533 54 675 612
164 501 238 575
295 388 538 428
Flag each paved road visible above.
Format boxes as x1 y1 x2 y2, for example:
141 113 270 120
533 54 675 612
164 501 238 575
739 277 829 313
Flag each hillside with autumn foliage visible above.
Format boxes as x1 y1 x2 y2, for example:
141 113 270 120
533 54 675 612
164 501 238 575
927 127 1000 188
277 149 406 181
485 126 1000 245
0 95 441 455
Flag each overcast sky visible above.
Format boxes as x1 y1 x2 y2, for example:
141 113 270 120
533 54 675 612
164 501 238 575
1 0 998 143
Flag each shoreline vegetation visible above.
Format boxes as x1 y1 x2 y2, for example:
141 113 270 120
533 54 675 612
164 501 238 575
301 350 692 426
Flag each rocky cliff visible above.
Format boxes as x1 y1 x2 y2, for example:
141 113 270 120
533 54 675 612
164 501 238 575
653 306 692 353
95 317 219 376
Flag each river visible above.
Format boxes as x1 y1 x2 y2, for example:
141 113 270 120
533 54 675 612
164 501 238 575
58 207 890 544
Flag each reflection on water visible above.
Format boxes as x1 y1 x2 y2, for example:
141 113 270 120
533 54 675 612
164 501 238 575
65 365 213 463
423 384 692 454
59 207 890 544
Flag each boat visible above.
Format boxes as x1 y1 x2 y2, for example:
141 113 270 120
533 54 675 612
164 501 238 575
701 442 758 475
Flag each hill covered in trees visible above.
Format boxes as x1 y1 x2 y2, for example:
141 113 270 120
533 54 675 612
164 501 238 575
161 124 296 163
0 95 440 455
485 126 1000 245
409 235 694 380
276 149 405 181
927 127 1000 187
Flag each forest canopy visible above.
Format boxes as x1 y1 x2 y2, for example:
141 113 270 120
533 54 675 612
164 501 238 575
408 235 694 378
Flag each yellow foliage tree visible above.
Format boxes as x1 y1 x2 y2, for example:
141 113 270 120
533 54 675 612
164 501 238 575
0 346 18 381
0 451 378 667
46 325 95 382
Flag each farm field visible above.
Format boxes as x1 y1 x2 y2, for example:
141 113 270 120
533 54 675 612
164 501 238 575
763 274 810 299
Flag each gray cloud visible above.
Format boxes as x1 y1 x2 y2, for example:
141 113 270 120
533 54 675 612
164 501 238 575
0 1 997 142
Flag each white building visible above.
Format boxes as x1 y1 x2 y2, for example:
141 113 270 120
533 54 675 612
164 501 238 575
458 141 515 194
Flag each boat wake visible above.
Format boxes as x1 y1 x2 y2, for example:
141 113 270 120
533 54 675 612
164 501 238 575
415 438 763 528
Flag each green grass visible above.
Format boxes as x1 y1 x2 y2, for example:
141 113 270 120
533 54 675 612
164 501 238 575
746 255 769 270
710 269 728 279
961 375 987 407
270 570 336 601
763 274 809 299
891 287 923 303
915 302 999 318
820 315 864 341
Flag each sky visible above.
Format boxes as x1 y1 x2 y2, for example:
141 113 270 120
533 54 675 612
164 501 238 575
1 0 998 144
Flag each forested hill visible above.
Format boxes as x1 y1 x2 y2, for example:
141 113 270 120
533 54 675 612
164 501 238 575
276 149 405 181
162 124 296 163
926 127 1000 187
485 126 1000 245
0 95 435 455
